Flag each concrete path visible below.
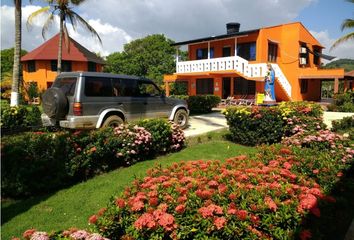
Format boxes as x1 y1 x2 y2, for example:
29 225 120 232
323 111 354 129
184 111 228 137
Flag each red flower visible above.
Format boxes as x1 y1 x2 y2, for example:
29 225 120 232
280 148 292 155
196 189 213 199
283 162 292 170
115 198 126 208
299 229 312 240
312 169 319 174
134 213 156 230
149 197 159 207
235 210 248 220
23 229 36 239
175 204 185 214
97 207 107 216
218 184 228 194
299 194 317 210
229 193 237 200
88 214 98 224
265 196 277 212
214 217 227 230
131 201 145 212
250 214 260 225
208 180 219 188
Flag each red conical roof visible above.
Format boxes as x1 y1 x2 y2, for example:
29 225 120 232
21 33 105 64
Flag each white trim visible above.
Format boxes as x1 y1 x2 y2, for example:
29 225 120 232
96 108 126 128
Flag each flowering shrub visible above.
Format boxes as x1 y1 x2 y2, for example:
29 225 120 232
223 106 284 146
278 101 326 136
133 119 185 155
17 228 108 240
2 120 185 197
91 149 343 239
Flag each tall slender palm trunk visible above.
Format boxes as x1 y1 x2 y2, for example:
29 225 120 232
57 12 64 74
10 0 22 106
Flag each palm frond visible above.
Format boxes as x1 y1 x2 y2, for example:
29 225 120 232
69 10 102 45
341 19 354 31
346 0 354 3
70 0 86 6
66 13 77 31
41 13 55 39
26 6 50 30
330 32 354 50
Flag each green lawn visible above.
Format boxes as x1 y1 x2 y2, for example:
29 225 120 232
1 131 256 239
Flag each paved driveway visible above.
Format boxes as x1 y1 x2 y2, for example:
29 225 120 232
183 110 354 137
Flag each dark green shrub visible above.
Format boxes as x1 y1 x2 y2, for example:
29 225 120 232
171 95 221 114
332 116 354 132
224 106 284 146
328 91 354 112
0 104 41 130
1 132 70 197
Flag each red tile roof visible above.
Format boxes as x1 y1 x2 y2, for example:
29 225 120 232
21 34 105 64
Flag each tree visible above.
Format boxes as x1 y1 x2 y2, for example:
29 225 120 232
1 48 28 81
10 0 22 106
27 0 101 74
105 34 186 87
331 0 354 50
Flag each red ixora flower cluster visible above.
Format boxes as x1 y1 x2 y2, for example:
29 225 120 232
20 228 109 240
90 146 346 239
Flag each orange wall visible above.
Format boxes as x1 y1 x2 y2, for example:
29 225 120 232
22 60 103 91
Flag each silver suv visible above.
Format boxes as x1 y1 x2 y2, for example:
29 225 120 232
41 72 189 129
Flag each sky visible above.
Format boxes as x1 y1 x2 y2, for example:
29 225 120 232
1 0 353 61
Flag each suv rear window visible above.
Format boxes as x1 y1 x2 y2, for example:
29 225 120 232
52 77 77 96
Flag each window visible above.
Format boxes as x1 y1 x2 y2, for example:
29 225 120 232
52 77 77 96
237 42 256 61
88 62 97 72
268 42 278 62
136 81 161 97
28 61 36 72
51 60 72 72
222 46 231 57
301 79 308 93
47 82 53 89
196 48 214 60
196 78 214 95
84 76 113 97
299 43 309 66
233 77 255 95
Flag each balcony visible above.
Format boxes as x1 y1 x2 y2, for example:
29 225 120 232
175 56 292 98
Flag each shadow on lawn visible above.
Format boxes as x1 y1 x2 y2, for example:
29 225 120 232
301 163 354 240
1 193 54 225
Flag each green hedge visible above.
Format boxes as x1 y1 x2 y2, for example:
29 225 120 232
1 119 185 198
0 103 41 131
171 95 221 114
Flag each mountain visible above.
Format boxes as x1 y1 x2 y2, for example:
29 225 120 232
323 59 354 72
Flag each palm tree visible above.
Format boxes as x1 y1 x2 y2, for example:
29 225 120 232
10 0 22 106
27 0 102 74
331 0 354 50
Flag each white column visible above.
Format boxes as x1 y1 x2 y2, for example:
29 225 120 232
234 37 237 56
208 41 210 59
175 47 179 63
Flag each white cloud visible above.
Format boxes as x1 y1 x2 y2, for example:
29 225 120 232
310 30 354 62
1 5 132 56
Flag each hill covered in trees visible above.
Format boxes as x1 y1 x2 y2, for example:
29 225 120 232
323 59 354 72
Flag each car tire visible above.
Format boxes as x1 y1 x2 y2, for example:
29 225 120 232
173 109 188 129
102 115 124 128
42 87 68 119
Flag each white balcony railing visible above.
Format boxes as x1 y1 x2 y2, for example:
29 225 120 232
176 56 292 97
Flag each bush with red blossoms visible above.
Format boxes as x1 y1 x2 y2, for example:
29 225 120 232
90 148 348 239
18 228 109 240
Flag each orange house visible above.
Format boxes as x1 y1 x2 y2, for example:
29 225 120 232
21 34 105 91
164 22 344 102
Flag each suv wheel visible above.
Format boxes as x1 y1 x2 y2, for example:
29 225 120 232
173 109 188 129
42 87 68 119
102 115 124 128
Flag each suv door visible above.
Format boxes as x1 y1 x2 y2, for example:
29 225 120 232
135 80 171 119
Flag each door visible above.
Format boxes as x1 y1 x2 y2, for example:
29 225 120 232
136 80 171 119
222 77 231 99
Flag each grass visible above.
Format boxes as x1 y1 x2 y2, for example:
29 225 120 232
1 130 256 239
